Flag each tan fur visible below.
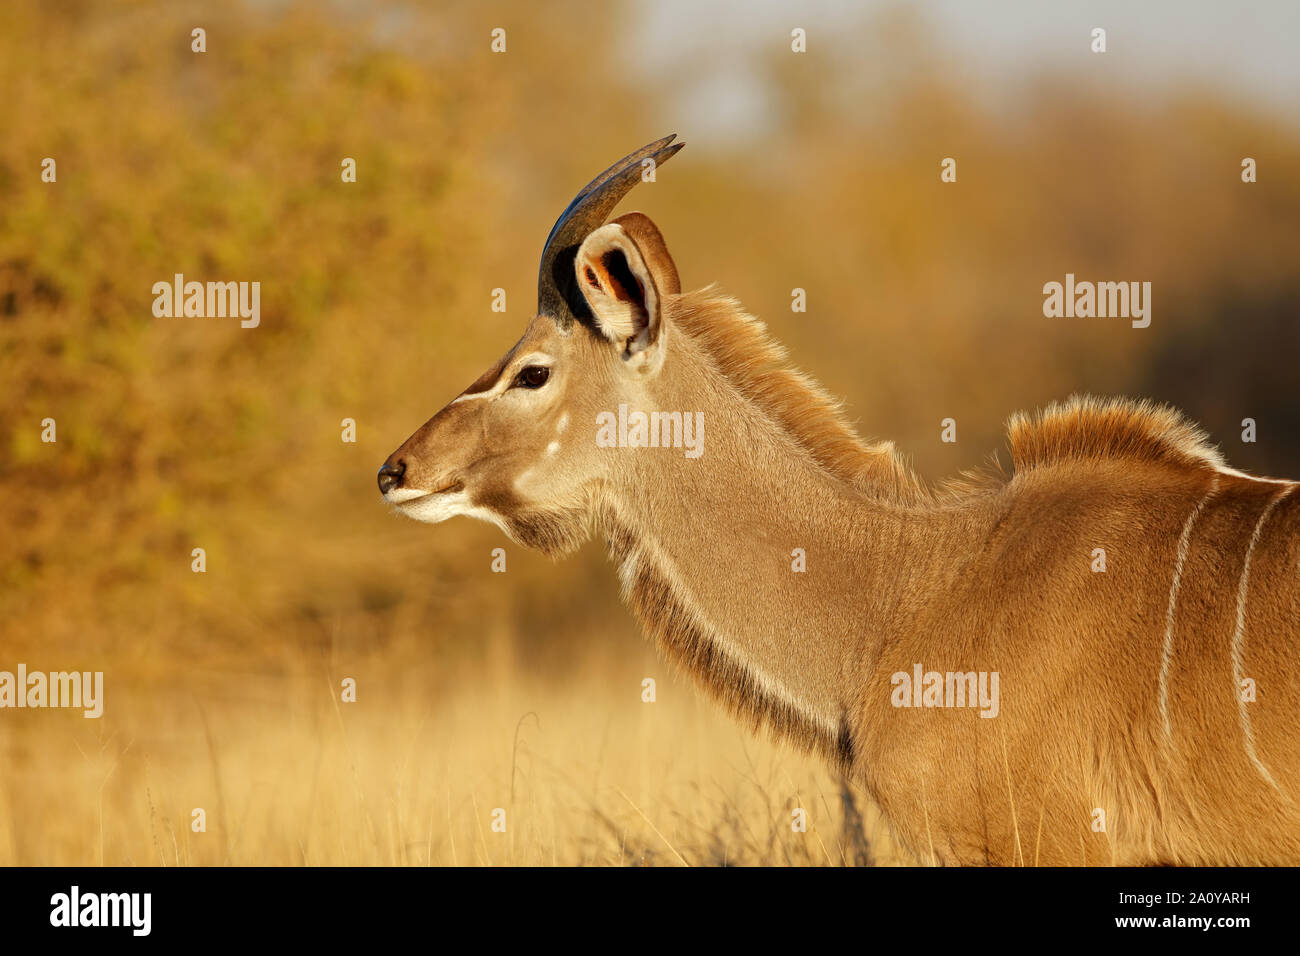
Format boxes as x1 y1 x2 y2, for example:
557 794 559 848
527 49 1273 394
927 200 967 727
384 224 1300 867
672 290 929 504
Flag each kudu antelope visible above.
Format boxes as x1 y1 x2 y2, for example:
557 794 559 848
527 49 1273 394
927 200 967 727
378 135 1300 866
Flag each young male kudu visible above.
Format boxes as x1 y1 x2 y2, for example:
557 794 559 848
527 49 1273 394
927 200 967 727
378 135 1300 866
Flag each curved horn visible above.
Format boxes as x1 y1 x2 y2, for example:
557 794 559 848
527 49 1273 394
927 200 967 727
538 134 684 328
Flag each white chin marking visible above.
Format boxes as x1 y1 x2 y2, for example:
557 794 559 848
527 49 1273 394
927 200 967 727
388 488 506 531
384 487 430 504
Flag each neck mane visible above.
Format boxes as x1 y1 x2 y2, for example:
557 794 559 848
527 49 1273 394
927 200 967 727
671 288 931 504
595 289 981 768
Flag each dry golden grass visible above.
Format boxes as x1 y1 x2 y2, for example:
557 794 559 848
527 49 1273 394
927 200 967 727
0 641 902 866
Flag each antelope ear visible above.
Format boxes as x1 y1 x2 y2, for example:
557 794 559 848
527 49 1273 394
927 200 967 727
574 212 679 372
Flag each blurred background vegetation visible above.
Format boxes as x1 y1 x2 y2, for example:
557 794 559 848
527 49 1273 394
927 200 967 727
1 0 1297 864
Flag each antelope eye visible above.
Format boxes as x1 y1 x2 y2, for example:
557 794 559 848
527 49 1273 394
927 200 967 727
513 365 550 389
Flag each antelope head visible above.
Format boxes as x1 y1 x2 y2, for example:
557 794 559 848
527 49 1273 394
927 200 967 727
378 135 685 554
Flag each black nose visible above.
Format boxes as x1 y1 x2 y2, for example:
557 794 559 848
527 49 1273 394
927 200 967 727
377 459 405 495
